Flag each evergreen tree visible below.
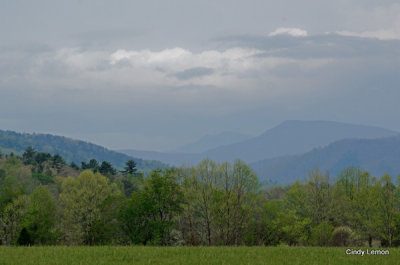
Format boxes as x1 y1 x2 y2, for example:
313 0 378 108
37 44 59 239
17 227 32 246
22 147 36 165
99 161 117 177
122 160 138 175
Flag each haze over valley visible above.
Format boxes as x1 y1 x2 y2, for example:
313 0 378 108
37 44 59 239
1 119 399 184
1 0 400 185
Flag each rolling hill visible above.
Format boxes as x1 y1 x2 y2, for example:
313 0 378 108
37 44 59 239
0 130 166 171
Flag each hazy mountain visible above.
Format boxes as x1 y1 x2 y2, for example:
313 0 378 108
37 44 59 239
120 120 397 167
202 120 397 163
251 134 400 184
0 130 166 170
171 131 251 153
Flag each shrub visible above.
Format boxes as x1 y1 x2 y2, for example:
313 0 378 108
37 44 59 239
331 226 352 246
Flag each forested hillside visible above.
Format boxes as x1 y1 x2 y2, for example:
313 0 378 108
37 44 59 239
251 134 400 184
0 130 166 171
1 151 400 247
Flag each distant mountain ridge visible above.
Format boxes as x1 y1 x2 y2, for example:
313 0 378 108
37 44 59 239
202 120 398 163
250 134 400 184
2 121 399 184
120 120 398 166
0 130 166 170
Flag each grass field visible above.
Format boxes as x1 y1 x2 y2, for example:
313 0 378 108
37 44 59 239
0 246 397 265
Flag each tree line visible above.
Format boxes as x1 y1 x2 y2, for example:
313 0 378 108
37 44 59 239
0 147 400 247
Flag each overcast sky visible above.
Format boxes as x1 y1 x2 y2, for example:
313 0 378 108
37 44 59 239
1 0 400 151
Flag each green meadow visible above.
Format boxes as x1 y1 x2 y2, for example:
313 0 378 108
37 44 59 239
0 247 397 265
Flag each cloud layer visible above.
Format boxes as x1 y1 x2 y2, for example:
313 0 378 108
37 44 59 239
2 32 400 152
2 0 400 150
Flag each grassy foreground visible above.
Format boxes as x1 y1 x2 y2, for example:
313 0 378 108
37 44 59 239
0 246 397 265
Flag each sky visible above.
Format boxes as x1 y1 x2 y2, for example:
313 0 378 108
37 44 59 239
1 0 400 151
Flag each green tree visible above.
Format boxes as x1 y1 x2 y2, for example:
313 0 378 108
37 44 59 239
376 174 396 247
0 157 35 200
120 160 143 197
17 227 32 246
195 159 218 246
99 161 117 180
278 209 312 246
311 221 334 246
251 199 282 246
352 172 378 247
22 147 36 165
178 167 201 245
90 195 126 245
81 159 100 172
122 160 138 175
285 181 309 219
212 160 259 245
24 185 58 245
51 154 65 173
0 195 29 245
307 168 331 224
34 153 52 173
59 170 120 245
120 169 183 245
281 181 313 245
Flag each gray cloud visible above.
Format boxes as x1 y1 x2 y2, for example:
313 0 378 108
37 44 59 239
2 1 400 150
2 1 400 49
173 67 214 80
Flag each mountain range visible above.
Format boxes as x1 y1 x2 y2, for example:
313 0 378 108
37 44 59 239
201 120 397 163
2 120 400 184
250 135 400 184
119 120 398 166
